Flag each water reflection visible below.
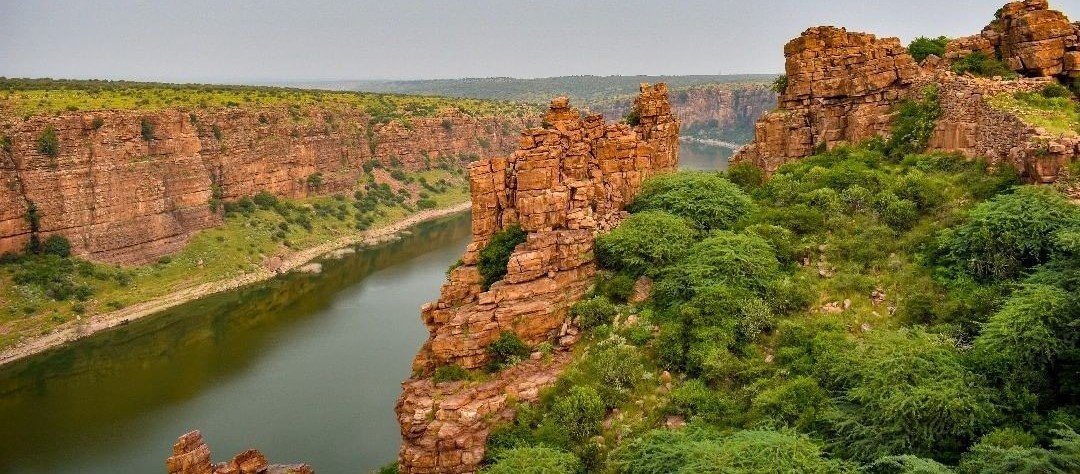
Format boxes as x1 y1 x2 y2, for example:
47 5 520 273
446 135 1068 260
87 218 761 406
0 213 472 474
678 140 734 171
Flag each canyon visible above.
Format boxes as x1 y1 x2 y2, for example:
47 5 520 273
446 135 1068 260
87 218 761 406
733 0 1080 182
395 83 679 473
0 105 529 264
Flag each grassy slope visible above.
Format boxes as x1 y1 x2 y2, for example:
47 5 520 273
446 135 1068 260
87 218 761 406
988 90 1080 137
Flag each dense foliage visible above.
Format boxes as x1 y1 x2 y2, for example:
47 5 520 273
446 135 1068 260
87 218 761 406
479 141 1080 472
907 36 950 62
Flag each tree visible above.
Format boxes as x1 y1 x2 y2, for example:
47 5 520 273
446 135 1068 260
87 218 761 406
481 446 581 474
37 126 59 158
630 172 752 231
595 211 696 276
477 225 527 289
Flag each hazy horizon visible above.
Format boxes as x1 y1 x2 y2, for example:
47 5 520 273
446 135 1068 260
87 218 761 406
3 0 1075 83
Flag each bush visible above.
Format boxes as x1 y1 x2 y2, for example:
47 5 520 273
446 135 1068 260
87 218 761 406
771 74 788 94
37 126 60 158
652 231 781 306
611 428 843 474
629 172 752 231
885 86 941 159
90 117 105 130
1041 82 1072 99
623 108 641 126
390 169 407 181
725 162 766 190
595 211 696 276
569 297 619 329
958 427 1080 474
416 198 437 210
548 386 605 443
481 446 581 474
865 455 954 474
907 36 949 62
252 190 279 209
211 124 223 140
477 225 527 289
487 331 530 371
938 186 1079 281
42 235 71 257
432 364 470 383
951 51 1014 78
599 273 636 302
140 118 155 141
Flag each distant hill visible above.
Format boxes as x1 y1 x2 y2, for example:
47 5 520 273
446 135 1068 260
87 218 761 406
283 75 778 105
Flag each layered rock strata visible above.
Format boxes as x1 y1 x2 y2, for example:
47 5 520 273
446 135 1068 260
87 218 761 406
396 84 679 473
166 430 313 474
0 107 527 263
733 0 1079 181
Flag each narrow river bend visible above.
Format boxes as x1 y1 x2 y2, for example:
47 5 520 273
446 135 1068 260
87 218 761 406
0 214 472 474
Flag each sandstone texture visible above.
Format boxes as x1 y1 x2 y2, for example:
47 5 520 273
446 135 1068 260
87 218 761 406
0 107 528 263
732 26 921 173
166 430 313 474
733 0 1079 181
396 84 679 474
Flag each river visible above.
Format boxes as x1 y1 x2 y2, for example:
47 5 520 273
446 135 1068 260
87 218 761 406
0 214 472 474
678 140 733 171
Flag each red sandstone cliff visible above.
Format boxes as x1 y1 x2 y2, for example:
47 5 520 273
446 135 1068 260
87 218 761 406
0 106 530 263
733 0 1080 180
395 84 679 474
166 430 313 474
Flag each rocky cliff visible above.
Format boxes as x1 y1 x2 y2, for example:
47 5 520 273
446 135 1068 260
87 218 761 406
395 84 679 474
590 83 775 142
733 0 1079 180
0 106 529 263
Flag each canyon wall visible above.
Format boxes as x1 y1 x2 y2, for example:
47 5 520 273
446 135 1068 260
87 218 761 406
590 83 775 142
733 0 1079 180
396 84 679 474
0 107 529 263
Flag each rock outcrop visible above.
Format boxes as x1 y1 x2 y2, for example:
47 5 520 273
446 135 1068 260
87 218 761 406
733 0 1079 181
396 84 679 474
0 107 529 263
166 430 313 474
732 26 922 173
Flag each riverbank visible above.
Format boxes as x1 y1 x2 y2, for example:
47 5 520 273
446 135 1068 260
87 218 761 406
0 201 471 367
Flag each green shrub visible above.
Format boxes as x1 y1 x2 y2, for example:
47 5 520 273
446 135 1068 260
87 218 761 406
416 198 437 210
937 186 1079 281
666 380 740 426
548 386 605 443
486 330 530 371
211 124 223 140
37 126 60 158
771 74 788 94
652 231 781 306
432 364 470 383
885 86 941 159
749 376 828 431
90 117 105 130
477 225 527 289
599 273 636 302
907 36 950 62
481 446 581 474
140 118 155 141
42 235 71 257
569 297 619 329
725 162 765 190
865 455 954 474
1041 82 1072 99
595 211 696 276
1 134 12 153
951 51 1015 78
623 108 641 126
630 172 752 231
390 169 407 181
306 172 323 190
611 428 843 474
958 427 1080 474
566 337 645 407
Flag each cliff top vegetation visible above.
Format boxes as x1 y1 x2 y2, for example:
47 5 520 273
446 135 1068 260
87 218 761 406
0 77 539 118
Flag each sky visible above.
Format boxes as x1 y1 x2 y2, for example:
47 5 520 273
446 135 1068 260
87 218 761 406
2 0 1076 83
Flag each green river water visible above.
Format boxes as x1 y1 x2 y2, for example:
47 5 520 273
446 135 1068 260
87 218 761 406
0 143 730 473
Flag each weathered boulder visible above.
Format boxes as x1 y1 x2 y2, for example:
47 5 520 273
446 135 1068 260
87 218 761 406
165 431 313 474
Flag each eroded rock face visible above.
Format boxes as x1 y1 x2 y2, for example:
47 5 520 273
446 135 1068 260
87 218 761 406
733 1 1079 181
732 26 922 173
166 430 313 474
396 84 678 474
0 107 528 263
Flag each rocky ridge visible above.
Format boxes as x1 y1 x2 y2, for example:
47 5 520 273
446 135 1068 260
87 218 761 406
395 83 679 473
166 430 313 474
733 0 1079 180
0 106 529 263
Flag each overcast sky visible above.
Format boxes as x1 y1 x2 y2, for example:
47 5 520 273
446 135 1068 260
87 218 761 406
2 0 1076 82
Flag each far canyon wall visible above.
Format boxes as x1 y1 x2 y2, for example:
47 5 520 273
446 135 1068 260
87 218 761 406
0 107 529 263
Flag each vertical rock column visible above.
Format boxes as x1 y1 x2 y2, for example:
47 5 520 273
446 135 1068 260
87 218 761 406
396 84 679 474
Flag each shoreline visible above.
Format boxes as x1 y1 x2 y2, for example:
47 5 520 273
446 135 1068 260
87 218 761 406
0 201 472 368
